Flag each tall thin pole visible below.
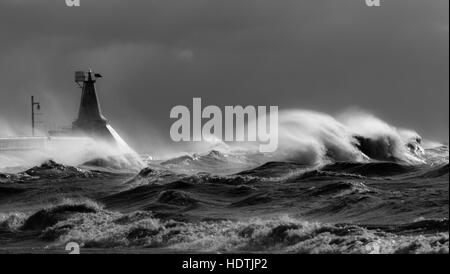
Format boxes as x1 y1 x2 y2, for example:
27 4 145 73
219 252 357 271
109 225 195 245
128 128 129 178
31 96 40 136
31 96 35 136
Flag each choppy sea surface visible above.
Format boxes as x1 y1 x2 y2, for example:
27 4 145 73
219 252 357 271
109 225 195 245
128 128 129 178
0 142 448 254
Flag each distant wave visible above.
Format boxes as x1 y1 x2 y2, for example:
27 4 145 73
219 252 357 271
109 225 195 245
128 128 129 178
154 141 448 179
81 154 144 172
236 160 447 180
24 160 95 179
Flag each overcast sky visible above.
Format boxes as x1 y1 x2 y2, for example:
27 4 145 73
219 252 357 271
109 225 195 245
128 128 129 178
0 0 448 154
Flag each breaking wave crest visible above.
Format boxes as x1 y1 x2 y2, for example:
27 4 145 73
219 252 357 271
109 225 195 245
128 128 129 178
156 110 446 173
270 110 430 165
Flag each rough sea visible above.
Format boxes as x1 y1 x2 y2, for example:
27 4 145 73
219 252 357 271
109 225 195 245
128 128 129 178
0 111 448 254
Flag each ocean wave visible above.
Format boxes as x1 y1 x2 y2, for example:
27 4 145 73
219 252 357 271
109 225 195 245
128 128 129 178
306 181 375 197
156 190 200 207
0 160 132 184
159 150 259 175
81 154 144 172
29 208 448 253
236 160 419 180
101 171 260 212
423 145 449 166
124 166 260 189
236 162 307 178
21 199 102 231
230 194 273 208
0 212 27 231
155 142 447 181
158 110 447 169
417 164 449 179
321 162 419 177
23 160 96 179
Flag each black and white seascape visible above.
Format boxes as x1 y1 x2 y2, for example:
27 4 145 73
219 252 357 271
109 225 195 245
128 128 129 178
0 0 448 254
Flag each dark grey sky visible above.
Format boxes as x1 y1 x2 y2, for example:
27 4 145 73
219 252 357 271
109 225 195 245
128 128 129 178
0 0 448 154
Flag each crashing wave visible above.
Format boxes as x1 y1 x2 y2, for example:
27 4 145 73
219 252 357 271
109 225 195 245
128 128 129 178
160 110 444 169
22 208 448 253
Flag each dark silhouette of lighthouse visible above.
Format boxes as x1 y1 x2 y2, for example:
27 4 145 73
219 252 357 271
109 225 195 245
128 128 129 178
72 69 114 141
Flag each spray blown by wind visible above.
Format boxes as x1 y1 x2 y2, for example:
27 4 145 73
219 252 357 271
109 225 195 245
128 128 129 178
181 108 438 167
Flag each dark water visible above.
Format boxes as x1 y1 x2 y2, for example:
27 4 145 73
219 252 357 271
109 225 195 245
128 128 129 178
0 145 448 254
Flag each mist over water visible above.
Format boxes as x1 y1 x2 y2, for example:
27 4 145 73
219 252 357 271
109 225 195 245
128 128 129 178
0 123 143 173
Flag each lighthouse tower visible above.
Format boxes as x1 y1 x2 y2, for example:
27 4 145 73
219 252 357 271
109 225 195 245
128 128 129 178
72 69 114 141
